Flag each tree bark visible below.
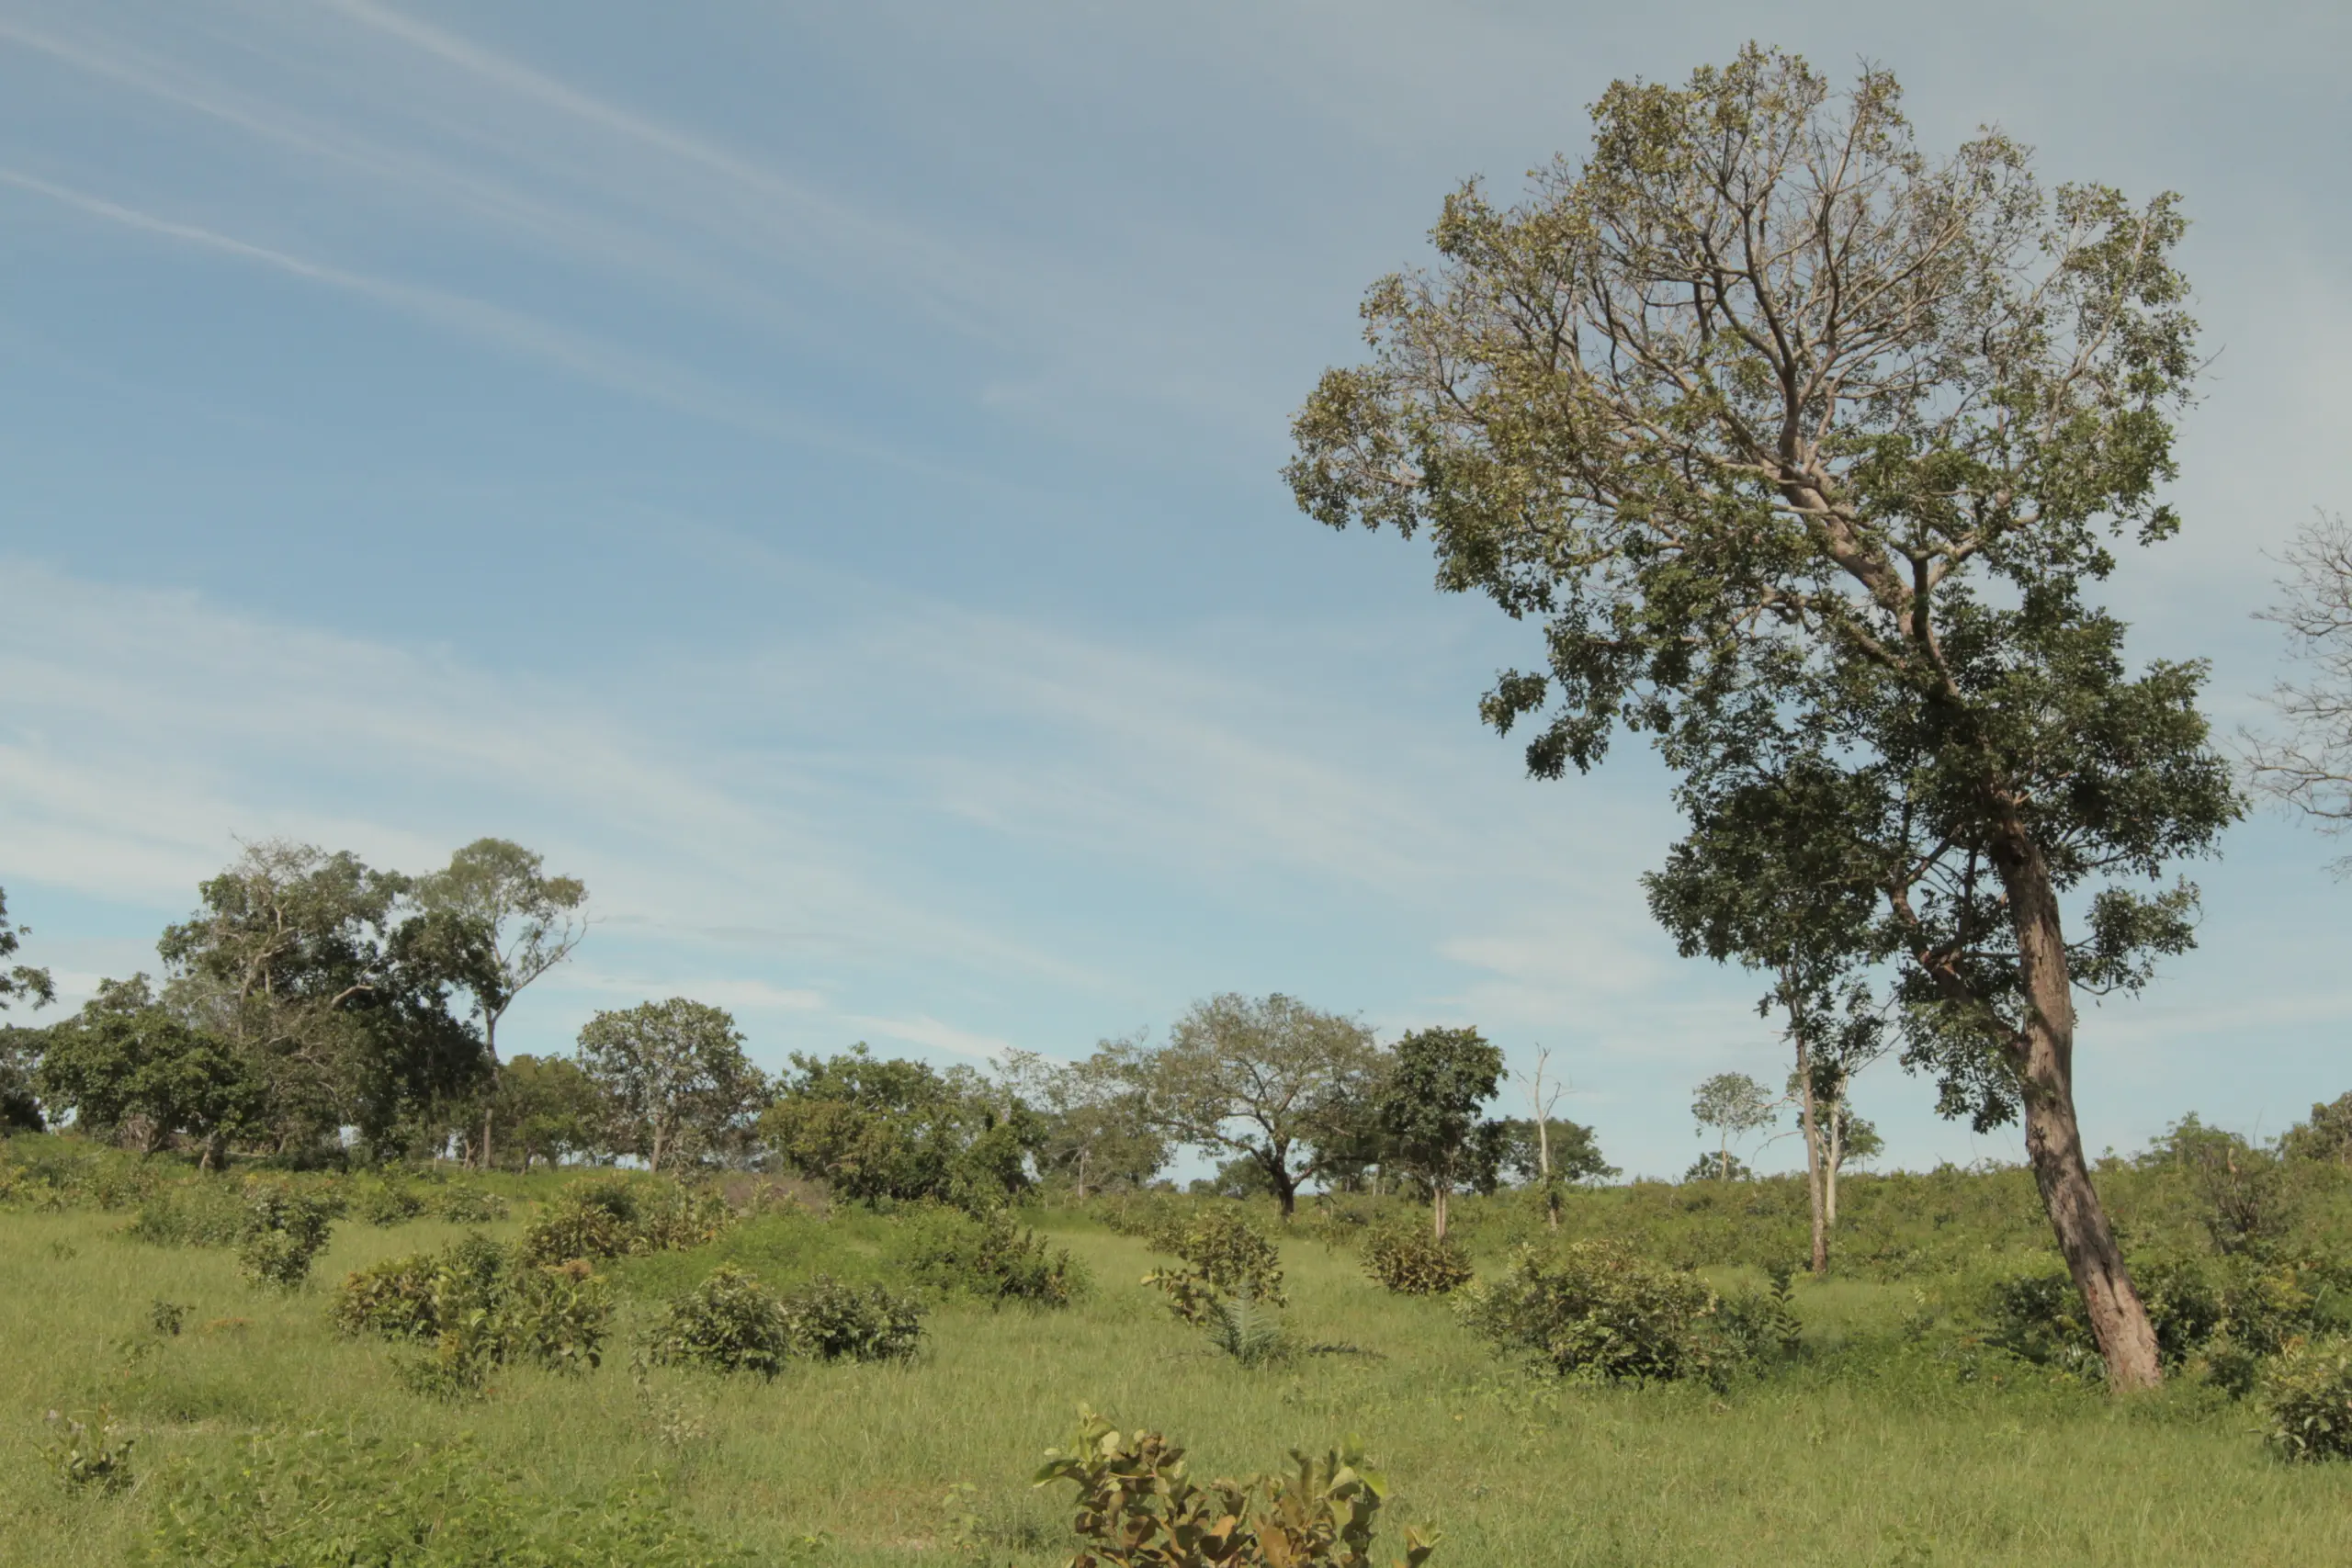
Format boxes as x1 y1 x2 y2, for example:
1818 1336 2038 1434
1792 1003 1829 1277
1991 822 2164 1392
1431 1184 1450 1242
1825 1103 1842 1227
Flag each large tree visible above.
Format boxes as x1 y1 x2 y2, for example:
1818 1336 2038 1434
416 839 588 1168
999 1042 1167 1198
1374 1025 1504 1239
0 886 54 1016
32 976 262 1163
1287 47 2236 1387
158 841 489 1155
1148 993 1384 1217
576 998 764 1172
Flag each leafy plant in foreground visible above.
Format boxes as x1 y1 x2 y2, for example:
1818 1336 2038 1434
1142 1206 1287 1326
1033 1407 1436 1567
45 1405 134 1495
2262 1336 2352 1461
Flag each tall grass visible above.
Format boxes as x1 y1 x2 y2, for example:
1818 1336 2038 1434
6 1159 2352 1564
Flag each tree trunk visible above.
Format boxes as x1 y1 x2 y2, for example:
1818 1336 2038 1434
1825 1103 1842 1228
1431 1184 1450 1242
1991 822 2163 1393
1792 1001 1829 1278
480 1015 498 1171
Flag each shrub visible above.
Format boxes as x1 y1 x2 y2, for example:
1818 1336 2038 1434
907 1205 1087 1306
519 1177 729 1266
505 1259 613 1374
1703 1263 1803 1366
779 1274 926 1362
352 1180 426 1226
334 1252 443 1341
124 1180 246 1247
1362 1224 1473 1296
2263 1336 2352 1461
1202 1290 1294 1368
1143 1206 1286 1326
1456 1240 1714 1382
237 1185 336 1290
143 1427 756 1566
334 1234 612 1379
648 1264 793 1378
149 1299 187 1337
520 1178 642 1265
1032 1408 1437 1568
44 1406 133 1495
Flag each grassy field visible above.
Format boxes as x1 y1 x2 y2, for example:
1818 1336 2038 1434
5 1162 2351 1566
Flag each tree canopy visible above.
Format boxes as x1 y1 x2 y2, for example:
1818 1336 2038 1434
1147 993 1384 1217
576 998 764 1172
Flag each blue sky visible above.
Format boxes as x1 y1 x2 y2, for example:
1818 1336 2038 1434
3 0 2348 1179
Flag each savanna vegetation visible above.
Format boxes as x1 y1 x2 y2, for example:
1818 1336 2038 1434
10 40 2352 1568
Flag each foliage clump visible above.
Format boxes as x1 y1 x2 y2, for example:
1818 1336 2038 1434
2262 1336 2352 1461
45 1406 133 1495
1456 1240 1714 1382
1361 1224 1474 1296
332 1232 613 1394
518 1176 729 1266
125 1179 249 1247
1142 1206 1287 1325
237 1184 337 1289
648 1264 925 1376
907 1204 1088 1306
1033 1407 1436 1568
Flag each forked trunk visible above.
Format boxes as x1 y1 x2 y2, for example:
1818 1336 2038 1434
1991 822 2163 1392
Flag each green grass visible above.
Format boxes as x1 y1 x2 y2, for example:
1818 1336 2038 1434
7 1190 2352 1568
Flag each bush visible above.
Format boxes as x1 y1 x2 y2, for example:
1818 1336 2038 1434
1143 1206 1286 1326
520 1178 642 1265
1456 1240 1714 1382
2263 1336 2352 1461
124 1180 246 1247
352 1180 426 1226
779 1275 926 1362
44 1406 133 1495
1703 1263 1803 1366
237 1185 336 1290
1032 1408 1437 1568
334 1234 612 1382
143 1427 756 1566
519 1177 728 1266
1362 1224 1474 1296
648 1264 794 1378
907 1206 1087 1306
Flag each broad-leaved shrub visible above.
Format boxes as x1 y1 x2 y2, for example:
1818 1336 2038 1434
2263 1336 2352 1461
1455 1240 1713 1382
1362 1224 1473 1296
1032 1407 1436 1568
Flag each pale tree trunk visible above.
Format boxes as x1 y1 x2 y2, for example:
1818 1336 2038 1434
1825 1102 1843 1228
1991 824 2163 1392
1431 1184 1450 1242
1791 994 1829 1277
480 1013 499 1172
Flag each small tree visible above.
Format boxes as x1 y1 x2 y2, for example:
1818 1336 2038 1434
490 1055 608 1170
1146 993 1384 1218
1374 1026 1503 1240
1690 1073 1778 1182
416 840 587 1168
763 1043 1036 1207
575 998 763 1172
